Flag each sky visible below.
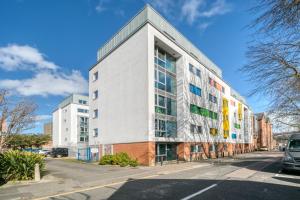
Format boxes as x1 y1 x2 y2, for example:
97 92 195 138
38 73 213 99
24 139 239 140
0 0 269 133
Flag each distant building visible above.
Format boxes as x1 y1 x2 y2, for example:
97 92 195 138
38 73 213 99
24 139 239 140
43 122 52 135
255 113 273 150
52 94 89 154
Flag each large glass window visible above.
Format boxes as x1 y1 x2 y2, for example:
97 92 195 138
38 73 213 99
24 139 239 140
166 121 177 137
154 46 177 139
166 74 175 94
79 116 88 142
155 119 166 137
166 54 176 73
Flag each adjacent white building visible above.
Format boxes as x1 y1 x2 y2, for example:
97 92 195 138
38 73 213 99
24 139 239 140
88 5 254 165
52 94 89 151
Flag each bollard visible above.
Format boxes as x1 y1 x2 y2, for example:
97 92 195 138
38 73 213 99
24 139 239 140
35 163 40 181
160 156 163 166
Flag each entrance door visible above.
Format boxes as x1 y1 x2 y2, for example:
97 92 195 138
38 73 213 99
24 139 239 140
156 143 177 162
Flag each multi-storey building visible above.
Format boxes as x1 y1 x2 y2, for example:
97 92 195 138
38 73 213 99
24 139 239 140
255 113 273 150
89 5 254 165
43 122 52 135
52 94 89 154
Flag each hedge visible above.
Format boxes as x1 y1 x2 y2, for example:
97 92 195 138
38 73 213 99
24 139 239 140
99 152 138 167
0 150 45 182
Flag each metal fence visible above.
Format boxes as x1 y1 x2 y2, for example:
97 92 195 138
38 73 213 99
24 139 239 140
77 147 99 162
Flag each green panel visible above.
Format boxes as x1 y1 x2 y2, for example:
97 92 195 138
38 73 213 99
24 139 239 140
155 106 166 114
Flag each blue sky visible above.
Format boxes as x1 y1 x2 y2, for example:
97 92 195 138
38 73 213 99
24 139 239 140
0 0 268 133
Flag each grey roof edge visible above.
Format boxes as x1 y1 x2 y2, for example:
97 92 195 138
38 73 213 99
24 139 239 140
91 4 250 109
95 4 222 77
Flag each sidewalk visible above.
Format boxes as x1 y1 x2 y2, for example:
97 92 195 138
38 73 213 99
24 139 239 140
0 160 210 200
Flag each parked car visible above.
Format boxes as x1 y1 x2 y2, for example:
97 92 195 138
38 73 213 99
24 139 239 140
50 148 68 158
282 134 300 172
38 149 51 156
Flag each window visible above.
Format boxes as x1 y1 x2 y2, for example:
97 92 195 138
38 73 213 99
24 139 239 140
190 124 196 134
189 64 201 78
166 74 175 94
155 119 166 137
93 128 98 137
93 90 98 100
79 100 87 105
93 71 98 81
79 116 88 142
196 69 201 78
222 87 225 93
189 84 201 96
191 145 201 153
155 94 166 114
166 121 177 137
190 124 202 134
93 109 98 118
189 64 194 73
77 108 88 113
209 94 217 104
197 126 202 134
167 98 176 116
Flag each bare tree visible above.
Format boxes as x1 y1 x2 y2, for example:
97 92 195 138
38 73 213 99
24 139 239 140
0 90 37 152
242 0 300 130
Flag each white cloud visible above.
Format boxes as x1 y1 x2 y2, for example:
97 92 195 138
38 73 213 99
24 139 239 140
181 0 204 24
95 0 110 13
0 70 88 97
149 0 175 16
0 44 58 71
198 22 211 31
0 44 88 97
180 0 232 25
199 0 232 17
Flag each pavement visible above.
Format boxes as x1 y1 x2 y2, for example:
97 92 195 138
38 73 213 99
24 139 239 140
0 151 299 200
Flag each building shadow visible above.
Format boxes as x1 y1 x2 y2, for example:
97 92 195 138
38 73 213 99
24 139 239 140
105 178 300 200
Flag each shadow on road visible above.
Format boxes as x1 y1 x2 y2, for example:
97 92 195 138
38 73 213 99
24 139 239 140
48 178 300 200
106 178 300 200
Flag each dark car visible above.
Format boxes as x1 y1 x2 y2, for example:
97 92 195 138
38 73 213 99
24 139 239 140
50 148 68 158
282 134 300 172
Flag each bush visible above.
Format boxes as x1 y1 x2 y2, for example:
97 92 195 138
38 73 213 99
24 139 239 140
129 159 138 167
99 152 138 167
99 155 113 165
0 150 45 182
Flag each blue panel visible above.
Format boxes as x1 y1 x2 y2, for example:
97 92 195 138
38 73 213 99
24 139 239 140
232 133 237 139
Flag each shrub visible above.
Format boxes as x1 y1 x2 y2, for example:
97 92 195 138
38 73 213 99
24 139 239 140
129 159 138 167
99 155 113 165
0 150 45 182
99 152 138 167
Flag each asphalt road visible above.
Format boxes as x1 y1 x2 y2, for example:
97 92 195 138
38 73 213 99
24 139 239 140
1 151 299 200
41 152 300 200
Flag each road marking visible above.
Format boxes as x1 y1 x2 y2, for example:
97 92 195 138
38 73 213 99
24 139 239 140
180 184 217 200
33 174 160 200
33 164 209 200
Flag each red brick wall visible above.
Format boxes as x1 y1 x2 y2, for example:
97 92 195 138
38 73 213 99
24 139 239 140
113 142 155 166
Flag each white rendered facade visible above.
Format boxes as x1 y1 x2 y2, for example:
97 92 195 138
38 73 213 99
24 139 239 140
52 94 89 148
89 5 254 165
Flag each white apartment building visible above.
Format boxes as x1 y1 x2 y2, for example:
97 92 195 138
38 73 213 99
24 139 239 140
89 5 254 165
52 94 89 151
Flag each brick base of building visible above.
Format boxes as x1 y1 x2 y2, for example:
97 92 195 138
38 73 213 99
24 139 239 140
99 141 255 166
